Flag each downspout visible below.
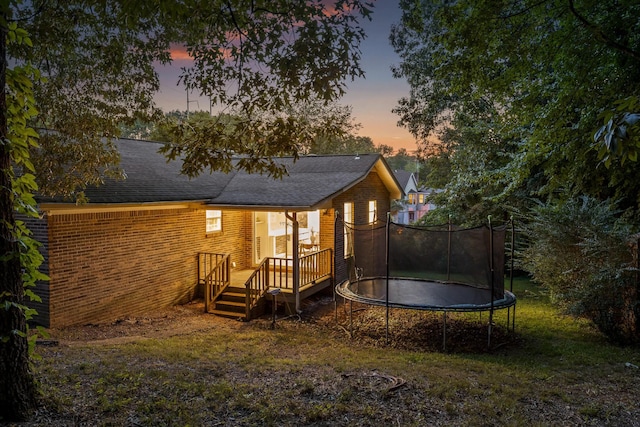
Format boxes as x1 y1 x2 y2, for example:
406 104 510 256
285 211 301 313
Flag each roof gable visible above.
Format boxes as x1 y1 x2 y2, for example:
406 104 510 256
393 170 417 194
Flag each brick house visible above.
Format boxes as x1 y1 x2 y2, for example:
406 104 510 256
29 138 402 327
392 169 436 224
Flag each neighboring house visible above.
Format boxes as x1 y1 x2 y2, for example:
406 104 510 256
28 138 402 327
392 170 435 224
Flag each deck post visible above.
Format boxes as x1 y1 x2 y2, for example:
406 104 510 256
286 211 300 314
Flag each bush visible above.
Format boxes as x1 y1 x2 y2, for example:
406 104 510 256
519 197 639 344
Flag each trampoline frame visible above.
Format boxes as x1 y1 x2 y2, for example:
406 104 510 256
334 215 518 350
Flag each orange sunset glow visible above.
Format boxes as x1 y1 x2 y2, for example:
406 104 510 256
169 45 191 61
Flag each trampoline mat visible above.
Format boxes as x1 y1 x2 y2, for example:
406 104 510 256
336 277 516 312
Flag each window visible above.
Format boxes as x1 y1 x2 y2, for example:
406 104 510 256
408 193 415 204
343 202 353 258
206 210 222 233
418 194 425 204
368 200 377 223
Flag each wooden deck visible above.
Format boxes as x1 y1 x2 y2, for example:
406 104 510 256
200 249 333 319
230 269 255 287
230 268 333 302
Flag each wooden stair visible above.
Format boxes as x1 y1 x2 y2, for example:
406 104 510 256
209 286 247 320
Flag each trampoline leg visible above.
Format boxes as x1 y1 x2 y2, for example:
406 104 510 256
349 299 353 339
442 311 447 352
487 309 494 349
385 305 389 346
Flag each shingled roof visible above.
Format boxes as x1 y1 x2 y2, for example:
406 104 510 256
38 138 402 210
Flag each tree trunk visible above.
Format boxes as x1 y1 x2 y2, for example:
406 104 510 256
0 18 38 422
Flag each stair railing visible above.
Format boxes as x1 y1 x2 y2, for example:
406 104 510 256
244 257 270 320
198 253 231 312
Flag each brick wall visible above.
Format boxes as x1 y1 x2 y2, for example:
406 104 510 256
332 171 391 284
319 210 335 253
34 170 392 327
44 207 250 327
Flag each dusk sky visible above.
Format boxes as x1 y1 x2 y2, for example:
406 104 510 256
153 2 417 153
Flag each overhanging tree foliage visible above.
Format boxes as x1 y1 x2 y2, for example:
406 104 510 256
122 101 383 160
392 0 640 222
392 0 640 341
12 0 373 196
1 0 374 421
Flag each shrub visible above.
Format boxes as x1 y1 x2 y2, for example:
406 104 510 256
519 197 639 344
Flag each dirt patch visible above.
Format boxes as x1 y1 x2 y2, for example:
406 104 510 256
42 296 516 353
42 301 242 345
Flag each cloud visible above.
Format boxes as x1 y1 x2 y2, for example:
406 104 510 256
169 45 192 61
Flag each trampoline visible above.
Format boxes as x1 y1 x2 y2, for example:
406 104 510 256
334 216 517 349
336 277 516 312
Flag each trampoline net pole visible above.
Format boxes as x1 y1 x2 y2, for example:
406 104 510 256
447 217 452 282
488 216 495 349
510 218 515 293
386 213 390 345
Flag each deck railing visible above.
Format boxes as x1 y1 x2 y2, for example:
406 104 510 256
267 257 294 290
243 249 333 319
299 249 332 290
198 253 231 312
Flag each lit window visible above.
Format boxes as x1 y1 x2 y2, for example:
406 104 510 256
206 210 222 233
368 200 377 223
418 194 425 204
343 202 353 258
408 193 415 204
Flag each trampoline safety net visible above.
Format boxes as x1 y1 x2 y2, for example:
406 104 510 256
341 219 507 300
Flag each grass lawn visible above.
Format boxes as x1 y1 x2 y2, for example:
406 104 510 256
19 277 640 426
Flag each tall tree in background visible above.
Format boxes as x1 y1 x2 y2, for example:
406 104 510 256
391 0 640 223
270 99 380 155
122 102 384 157
1 0 373 421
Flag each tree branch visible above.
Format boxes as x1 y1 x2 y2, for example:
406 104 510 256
497 0 551 20
567 0 640 62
